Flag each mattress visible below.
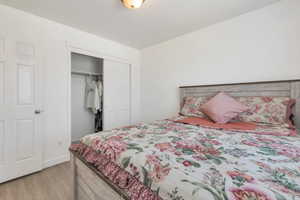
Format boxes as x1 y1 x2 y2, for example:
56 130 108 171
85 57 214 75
70 117 300 200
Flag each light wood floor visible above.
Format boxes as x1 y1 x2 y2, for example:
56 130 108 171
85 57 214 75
0 162 72 200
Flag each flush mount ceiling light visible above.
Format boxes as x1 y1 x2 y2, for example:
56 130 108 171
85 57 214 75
121 0 146 9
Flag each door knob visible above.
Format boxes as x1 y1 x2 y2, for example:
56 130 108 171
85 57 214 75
35 110 44 114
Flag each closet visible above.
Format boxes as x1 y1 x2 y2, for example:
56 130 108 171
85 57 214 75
71 53 103 142
71 52 131 142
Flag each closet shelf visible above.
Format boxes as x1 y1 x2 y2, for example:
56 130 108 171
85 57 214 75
71 70 102 76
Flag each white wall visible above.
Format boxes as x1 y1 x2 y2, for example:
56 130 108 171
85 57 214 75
0 4 141 168
141 0 300 122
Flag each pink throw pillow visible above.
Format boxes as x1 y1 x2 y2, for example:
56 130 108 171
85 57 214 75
201 92 248 124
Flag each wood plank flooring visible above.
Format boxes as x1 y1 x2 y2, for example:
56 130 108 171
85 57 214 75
0 162 72 200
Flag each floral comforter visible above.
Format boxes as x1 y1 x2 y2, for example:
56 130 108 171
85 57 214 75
71 118 300 200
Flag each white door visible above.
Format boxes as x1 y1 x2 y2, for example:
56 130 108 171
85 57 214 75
0 36 43 183
103 60 131 130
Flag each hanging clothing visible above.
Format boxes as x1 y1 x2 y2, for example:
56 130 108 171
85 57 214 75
95 110 102 132
85 76 103 131
86 78 100 114
97 81 103 110
94 80 103 132
97 80 102 95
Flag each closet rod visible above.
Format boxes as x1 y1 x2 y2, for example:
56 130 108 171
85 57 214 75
71 70 102 76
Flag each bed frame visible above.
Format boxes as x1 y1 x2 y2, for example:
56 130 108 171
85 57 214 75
71 79 300 200
70 151 129 200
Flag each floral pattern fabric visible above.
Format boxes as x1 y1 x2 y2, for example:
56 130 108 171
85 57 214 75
235 96 295 127
72 118 300 200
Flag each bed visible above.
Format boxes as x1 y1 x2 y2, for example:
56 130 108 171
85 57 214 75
70 79 300 200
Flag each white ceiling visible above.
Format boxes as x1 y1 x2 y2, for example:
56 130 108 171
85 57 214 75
0 0 279 49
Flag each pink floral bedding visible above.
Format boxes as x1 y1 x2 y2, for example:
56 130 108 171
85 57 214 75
71 118 300 200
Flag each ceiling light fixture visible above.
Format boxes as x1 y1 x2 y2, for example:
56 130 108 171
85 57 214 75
121 0 146 9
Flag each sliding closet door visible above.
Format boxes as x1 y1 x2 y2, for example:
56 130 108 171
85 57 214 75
103 60 130 130
0 37 6 183
0 36 43 183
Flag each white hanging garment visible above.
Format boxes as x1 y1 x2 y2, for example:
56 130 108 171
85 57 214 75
86 78 100 114
85 77 93 108
97 81 103 111
93 83 100 114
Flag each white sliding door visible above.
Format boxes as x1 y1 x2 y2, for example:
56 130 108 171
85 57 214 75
103 60 131 130
0 36 43 183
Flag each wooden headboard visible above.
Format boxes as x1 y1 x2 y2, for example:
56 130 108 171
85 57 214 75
179 80 300 130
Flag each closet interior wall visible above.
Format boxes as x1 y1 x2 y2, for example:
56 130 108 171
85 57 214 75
71 53 103 142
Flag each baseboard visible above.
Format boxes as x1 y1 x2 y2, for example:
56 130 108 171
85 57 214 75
43 154 70 169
